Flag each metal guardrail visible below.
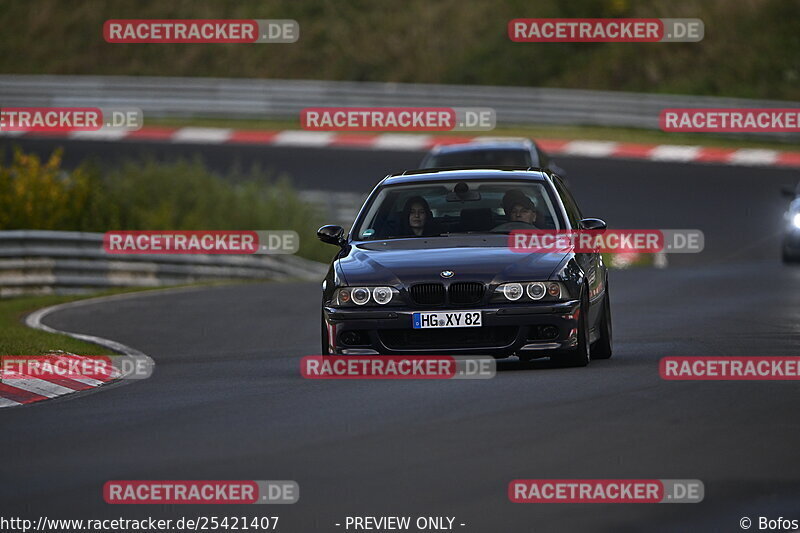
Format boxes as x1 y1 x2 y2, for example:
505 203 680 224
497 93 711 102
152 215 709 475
299 190 365 229
0 230 327 297
0 75 798 139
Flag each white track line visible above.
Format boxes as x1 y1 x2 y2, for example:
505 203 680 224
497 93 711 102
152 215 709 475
69 376 107 387
69 129 130 141
728 149 779 166
172 127 233 144
373 134 432 150
24 285 230 357
272 130 335 146
26 297 146 357
561 140 618 157
649 145 701 162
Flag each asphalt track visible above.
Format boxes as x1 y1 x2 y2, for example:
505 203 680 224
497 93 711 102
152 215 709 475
2 136 800 532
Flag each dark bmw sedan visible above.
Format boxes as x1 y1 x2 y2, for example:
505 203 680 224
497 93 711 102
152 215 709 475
420 138 567 178
317 168 611 367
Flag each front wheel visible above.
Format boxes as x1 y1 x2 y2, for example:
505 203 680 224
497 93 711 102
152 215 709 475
590 285 613 360
559 290 590 367
321 310 331 355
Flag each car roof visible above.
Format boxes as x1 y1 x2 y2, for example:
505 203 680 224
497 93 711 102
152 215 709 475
381 168 550 186
430 139 534 154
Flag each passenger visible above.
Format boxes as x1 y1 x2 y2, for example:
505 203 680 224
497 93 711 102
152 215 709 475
502 189 537 226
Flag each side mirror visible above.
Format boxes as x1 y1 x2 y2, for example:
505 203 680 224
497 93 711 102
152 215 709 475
580 218 607 231
781 186 797 198
317 225 345 246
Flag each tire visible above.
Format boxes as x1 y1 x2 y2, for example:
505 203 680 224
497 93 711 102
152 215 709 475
559 289 591 367
321 310 331 355
590 285 613 360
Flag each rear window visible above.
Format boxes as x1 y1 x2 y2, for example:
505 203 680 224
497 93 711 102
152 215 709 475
423 149 532 168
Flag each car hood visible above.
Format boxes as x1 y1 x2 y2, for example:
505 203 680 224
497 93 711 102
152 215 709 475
337 237 568 286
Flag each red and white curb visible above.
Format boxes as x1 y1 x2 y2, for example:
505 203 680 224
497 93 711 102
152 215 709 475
1 127 799 169
0 293 150 408
0 352 122 408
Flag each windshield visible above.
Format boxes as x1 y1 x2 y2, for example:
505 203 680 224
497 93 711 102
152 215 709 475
354 179 562 240
424 148 532 168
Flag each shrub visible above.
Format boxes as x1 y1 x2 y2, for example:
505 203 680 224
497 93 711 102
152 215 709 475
0 148 330 262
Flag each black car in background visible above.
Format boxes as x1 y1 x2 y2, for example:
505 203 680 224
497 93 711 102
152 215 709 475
420 139 567 177
317 168 611 367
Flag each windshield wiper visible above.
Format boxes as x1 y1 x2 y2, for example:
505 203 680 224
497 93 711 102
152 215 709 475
436 231 506 236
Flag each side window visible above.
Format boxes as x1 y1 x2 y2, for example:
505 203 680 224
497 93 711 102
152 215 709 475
553 178 582 228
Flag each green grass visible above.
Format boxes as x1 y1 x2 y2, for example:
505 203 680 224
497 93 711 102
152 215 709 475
0 150 333 263
146 117 800 152
0 291 135 355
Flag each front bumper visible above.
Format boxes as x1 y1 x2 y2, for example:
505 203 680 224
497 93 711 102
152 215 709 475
323 300 581 356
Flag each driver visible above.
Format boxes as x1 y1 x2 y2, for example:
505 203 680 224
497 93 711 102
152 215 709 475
401 195 436 236
502 189 537 226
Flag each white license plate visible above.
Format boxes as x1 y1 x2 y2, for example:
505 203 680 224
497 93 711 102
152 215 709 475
412 310 482 329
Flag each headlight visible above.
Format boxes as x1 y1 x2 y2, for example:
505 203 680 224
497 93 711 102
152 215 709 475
793 213 800 229
503 283 524 301
526 282 545 300
351 287 371 305
372 286 393 305
493 281 569 303
333 286 399 307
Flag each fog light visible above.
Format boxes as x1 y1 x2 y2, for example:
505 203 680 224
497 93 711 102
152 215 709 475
542 325 559 339
341 330 366 346
793 213 800 229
